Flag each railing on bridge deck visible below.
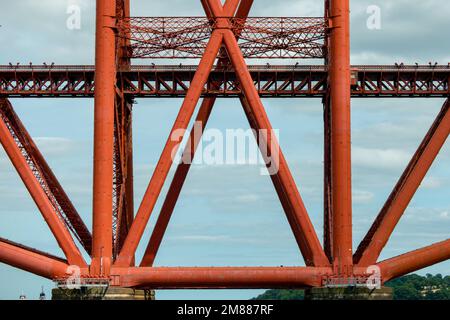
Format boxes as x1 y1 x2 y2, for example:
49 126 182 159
0 64 449 98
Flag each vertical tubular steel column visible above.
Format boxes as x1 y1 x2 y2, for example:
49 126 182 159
329 0 353 274
91 0 116 276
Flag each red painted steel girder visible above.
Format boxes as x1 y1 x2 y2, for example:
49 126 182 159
112 96 134 258
112 0 135 259
114 11 229 268
221 28 329 266
117 17 327 59
328 0 353 273
0 99 92 255
115 0 242 267
0 99 86 267
140 97 215 267
1 65 448 98
0 237 68 264
140 0 329 268
0 238 70 280
323 90 333 261
116 0 329 268
322 0 332 262
355 99 450 266
91 0 117 276
377 239 450 283
0 0 449 290
140 0 254 267
114 267 331 289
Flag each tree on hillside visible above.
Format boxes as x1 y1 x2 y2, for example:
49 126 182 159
253 274 450 300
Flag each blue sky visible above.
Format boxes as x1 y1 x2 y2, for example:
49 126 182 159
0 0 449 300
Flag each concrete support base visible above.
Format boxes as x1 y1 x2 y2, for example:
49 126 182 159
52 287 155 300
304 287 393 300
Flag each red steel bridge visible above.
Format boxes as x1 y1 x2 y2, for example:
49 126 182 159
0 0 449 291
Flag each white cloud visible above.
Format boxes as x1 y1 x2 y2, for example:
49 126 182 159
0 137 75 170
404 206 450 222
166 234 272 246
34 137 73 156
169 235 231 242
353 146 411 170
353 190 375 204
421 176 442 189
0 149 8 168
235 194 260 203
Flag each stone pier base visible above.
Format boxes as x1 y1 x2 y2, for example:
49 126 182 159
305 287 393 300
52 287 155 300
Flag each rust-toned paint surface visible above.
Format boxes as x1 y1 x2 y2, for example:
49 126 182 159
0 0 448 289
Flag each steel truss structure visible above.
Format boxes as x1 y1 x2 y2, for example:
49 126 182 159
117 17 327 59
0 0 449 290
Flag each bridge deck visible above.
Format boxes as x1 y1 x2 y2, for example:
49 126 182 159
1 65 449 98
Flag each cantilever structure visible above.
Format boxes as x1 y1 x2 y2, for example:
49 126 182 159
0 0 449 292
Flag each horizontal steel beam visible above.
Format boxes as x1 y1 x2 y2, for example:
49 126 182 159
1 65 448 98
113 267 332 289
0 237 68 264
0 238 69 279
377 239 450 282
